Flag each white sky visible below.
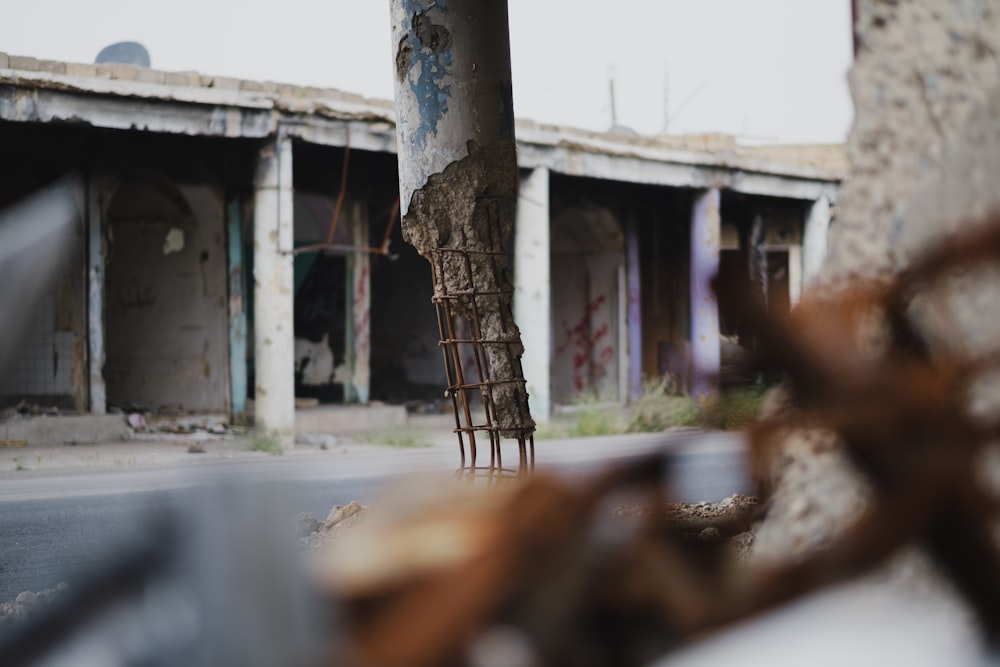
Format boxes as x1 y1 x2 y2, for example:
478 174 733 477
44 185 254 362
2 0 854 144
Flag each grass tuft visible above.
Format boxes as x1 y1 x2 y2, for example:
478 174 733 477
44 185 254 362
534 381 769 438
698 386 767 430
627 380 701 433
364 430 431 448
248 434 284 455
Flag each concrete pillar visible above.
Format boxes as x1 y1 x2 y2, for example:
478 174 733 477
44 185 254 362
787 244 803 307
346 201 371 404
226 198 248 416
690 188 721 400
625 210 643 402
514 167 551 422
617 263 629 403
748 214 768 311
803 195 831 288
86 173 107 415
253 131 296 447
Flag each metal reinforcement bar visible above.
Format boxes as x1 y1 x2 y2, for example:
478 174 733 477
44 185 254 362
432 247 535 476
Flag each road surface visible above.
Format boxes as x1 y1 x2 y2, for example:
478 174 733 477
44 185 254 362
0 431 748 603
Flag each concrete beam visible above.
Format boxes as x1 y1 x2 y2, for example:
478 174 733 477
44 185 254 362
252 130 296 447
0 77 839 207
690 188 721 400
0 87 275 138
514 167 551 422
0 86 838 207
287 120 397 155
516 142 838 202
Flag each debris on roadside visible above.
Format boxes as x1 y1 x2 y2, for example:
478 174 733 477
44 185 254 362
299 501 370 550
296 432 340 449
1 400 60 421
124 410 245 440
0 584 70 627
306 464 765 667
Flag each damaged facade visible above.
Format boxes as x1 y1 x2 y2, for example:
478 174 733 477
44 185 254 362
0 52 843 440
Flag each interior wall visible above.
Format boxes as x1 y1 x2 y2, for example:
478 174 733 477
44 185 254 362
717 191 805 349
104 178 230 412
369 217 446 404
638 189 694 388
288 143 447 406
0 123 89 411
550 202 625 404
290 190 349 402
0 235 85 409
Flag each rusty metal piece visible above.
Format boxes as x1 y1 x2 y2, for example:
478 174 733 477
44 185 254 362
314 453 704 667
324 128 351 247
431 247 535 478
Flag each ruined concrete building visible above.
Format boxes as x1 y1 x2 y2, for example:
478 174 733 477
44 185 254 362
0 52 843 444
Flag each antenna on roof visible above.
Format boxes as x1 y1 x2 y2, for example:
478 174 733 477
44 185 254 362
662 63 670 134
608 64 618 128
95 42 151 68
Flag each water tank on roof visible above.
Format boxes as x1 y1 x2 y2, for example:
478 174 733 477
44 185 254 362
95 42 150 68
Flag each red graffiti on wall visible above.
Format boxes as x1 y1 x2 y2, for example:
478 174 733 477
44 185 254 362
555 294 615 393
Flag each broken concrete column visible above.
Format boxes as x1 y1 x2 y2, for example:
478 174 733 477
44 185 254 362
253 131 296 448
514 166 551 423
390 0 533 441
753 0 1000 580
690 188 721 400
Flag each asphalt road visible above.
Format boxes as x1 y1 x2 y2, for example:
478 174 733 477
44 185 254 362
0 431 749 604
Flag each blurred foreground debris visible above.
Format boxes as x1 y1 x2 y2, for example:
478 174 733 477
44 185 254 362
316 219 1000 666
312 462 760 667
6 222 1000 666
733 219 1000 639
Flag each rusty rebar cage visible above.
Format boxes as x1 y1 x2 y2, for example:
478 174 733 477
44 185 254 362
430 248 535 477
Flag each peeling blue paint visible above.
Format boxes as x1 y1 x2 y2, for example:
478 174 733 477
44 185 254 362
401 0 453 149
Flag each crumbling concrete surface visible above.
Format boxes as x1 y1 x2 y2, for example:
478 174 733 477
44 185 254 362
390 1 533 442
403 140 533 436
753 0 1000 576
829 0 1000 279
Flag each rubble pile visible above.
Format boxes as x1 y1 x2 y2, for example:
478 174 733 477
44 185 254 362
0 584 69 626
298 501 371 550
